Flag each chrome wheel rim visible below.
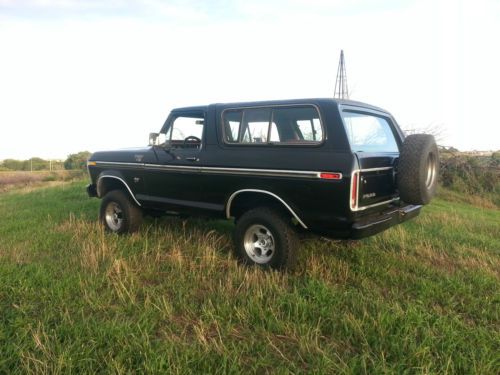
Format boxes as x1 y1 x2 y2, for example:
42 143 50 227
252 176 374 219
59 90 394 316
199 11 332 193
425 153 437 189
243 224 275 264
105 202 123 231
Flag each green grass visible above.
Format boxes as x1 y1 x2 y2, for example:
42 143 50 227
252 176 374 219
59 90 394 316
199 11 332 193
0 181 499 374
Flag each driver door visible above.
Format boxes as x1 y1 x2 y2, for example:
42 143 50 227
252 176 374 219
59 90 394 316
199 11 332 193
144 110 205 209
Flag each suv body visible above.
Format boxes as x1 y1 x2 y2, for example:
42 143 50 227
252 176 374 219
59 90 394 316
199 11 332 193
87 98 437 268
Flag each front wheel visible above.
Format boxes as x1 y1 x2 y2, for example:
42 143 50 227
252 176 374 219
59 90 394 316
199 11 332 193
99 190 143 234
233 207 298 269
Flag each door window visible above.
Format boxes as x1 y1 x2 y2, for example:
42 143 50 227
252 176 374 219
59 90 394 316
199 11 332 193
165 114 204 149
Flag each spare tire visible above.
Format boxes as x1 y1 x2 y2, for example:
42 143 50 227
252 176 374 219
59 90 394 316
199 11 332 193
397 134 439 205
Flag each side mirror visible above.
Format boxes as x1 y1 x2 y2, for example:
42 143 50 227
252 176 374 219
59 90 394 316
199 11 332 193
149 132 159 146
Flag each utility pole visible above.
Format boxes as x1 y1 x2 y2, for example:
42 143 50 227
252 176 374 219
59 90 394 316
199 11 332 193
334 50 349 99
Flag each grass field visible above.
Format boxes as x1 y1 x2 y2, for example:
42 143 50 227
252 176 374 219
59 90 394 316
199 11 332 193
0 181 498 374
0 170 85 193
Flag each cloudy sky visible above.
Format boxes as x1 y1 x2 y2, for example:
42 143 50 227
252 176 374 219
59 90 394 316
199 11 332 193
0 0 499 160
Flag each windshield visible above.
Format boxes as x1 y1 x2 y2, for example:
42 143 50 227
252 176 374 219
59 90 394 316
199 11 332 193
342 111 399 153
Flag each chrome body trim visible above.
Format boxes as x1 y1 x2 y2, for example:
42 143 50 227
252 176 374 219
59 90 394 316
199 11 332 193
144 164 323 179
357 166 393 172
350 167 399 212
144 163 199 172
95 161 142 167
93 161 342 180
355 197 400 211
97 175 142 207
226 189 308 229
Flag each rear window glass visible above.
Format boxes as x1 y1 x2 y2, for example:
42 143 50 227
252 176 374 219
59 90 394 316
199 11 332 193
222 106 323 145
342 112 399 153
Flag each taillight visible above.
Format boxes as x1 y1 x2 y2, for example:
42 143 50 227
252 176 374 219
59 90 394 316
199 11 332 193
351 172 359 209
320 172 342 180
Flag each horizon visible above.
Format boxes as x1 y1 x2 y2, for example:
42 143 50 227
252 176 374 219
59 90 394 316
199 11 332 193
1 0 499 160
1 142 498 164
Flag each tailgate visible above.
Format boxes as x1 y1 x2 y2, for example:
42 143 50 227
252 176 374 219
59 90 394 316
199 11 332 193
353 154 399 210
358 166 397 207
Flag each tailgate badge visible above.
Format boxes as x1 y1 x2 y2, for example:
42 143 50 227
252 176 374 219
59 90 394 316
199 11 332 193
363 193 376 199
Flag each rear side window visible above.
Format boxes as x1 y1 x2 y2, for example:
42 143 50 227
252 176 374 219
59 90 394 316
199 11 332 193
222 106 323 145
241 108 272 143
342 112 399 153
223 110 242 142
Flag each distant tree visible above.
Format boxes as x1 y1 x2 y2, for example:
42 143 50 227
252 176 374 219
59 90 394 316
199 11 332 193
30 157 48 171
2 159 25 171
438 146 460 155
64 151 92 170
402 124 446 144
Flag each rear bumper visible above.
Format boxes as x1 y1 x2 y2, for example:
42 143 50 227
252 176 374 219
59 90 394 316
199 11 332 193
86 183 97 198
350 204 421 239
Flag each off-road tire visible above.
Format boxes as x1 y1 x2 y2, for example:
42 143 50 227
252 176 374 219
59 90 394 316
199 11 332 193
233 207 298 270
100 190 143 234
397 134 439 205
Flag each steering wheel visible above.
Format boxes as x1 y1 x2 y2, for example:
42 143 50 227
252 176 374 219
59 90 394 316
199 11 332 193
183 136 201 145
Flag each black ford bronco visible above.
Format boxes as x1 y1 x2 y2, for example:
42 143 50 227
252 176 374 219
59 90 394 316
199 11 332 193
87 98 439 269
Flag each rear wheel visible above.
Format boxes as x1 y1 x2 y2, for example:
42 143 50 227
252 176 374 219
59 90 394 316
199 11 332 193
233 207 298 269
397 134 439 205
100 190 143 234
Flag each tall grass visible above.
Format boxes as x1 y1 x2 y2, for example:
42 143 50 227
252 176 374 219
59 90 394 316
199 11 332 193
0 181 498 373
0 170 85 192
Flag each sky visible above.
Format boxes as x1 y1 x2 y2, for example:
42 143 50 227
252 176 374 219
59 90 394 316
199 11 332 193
0 0 499 160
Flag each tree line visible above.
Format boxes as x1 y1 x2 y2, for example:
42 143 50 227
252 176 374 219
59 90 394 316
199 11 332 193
0 151 92 171
439 150 499 202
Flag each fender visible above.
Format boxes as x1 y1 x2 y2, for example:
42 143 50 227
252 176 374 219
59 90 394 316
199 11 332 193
225 189 307 229
97 171 141 207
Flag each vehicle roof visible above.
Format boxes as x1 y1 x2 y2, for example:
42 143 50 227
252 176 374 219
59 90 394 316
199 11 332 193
170 105 208 113
171 98 389 114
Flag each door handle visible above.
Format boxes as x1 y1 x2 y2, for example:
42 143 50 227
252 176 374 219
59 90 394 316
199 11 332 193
185 157 199 162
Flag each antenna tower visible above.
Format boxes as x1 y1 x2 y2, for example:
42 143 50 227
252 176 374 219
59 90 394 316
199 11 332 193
334 50 349 99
